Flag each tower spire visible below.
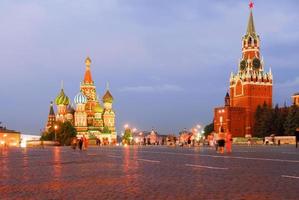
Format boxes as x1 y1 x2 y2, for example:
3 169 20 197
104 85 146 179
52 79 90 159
49 101 55 115
246 1 256 35
83 56 93 84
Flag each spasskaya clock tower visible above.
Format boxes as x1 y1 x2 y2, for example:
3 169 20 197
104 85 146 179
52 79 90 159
214 2 273 137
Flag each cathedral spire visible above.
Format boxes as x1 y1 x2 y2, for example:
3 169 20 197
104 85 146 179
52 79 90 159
84 56 93 84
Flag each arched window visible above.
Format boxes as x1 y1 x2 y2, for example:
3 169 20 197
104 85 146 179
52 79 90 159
248 37 252 46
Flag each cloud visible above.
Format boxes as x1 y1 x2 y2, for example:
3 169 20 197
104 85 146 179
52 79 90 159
120 84 183 93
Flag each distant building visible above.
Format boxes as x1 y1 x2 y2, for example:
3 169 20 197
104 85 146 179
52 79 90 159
179 130 193 144
0 126 21 147
292 93 299 106
214 5 273 137
132 130 163 145
44 57 117 144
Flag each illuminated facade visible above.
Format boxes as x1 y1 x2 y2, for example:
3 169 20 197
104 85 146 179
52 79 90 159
0 127 21 147
292 93 299 106
45 57 117 143
214 6 273 137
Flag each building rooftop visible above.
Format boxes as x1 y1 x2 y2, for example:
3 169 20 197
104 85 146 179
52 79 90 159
0 126 20 134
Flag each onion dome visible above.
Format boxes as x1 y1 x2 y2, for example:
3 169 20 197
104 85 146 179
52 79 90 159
55 89 70 105
74 91 87 104
93 102 103 113
67 105 75 114
103 90 113 103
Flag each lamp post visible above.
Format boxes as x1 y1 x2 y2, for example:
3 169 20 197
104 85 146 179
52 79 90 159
3 134 7 147
54 125 58 141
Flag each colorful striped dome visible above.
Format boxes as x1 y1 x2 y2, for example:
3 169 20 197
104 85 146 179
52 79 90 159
55 89 70 105
74 91 87 104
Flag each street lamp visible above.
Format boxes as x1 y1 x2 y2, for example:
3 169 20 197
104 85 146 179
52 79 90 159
54 125 58 141
124 124 129 129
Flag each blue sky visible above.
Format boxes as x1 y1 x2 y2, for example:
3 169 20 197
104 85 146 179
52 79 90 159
0 0 299 135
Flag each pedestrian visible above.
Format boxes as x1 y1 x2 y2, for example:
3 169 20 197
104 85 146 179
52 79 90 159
295 128 299 148
188 137 191 147
214 133 219 152
226 132 232 153
79 138 83 150
83 135 88 150
71 137 77 150
247 138 252 146
218 131 225 154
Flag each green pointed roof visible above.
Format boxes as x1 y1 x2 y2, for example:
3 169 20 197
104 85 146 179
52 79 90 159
103 90 113 103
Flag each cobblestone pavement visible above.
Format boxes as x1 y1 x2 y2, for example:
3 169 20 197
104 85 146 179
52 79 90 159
1 145 299 200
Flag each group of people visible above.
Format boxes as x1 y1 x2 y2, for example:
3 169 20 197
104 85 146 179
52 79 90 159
71 135 88 150
212 131 232 154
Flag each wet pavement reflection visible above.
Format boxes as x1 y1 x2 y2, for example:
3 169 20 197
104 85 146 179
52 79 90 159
0 145 299 199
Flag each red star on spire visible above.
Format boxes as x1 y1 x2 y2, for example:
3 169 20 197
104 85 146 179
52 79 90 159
249 1 254 9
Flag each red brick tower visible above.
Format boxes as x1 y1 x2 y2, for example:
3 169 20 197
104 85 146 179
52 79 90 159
45 101 56 132
214 3 273 137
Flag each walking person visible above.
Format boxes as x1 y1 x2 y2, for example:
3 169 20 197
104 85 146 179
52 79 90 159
226 132 232 153
78 138 83 150
214 132 219 152
82 135 88 150
218 130 225 154
71 137 77 150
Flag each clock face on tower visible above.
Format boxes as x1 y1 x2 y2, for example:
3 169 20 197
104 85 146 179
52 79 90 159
253 58 261 70
240 60 247 71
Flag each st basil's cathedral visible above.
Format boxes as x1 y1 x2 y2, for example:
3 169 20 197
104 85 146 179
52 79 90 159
45 57 117 144
214 4 273 137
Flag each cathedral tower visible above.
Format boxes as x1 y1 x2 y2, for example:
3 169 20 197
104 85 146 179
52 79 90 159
55 86 70 122
102 84 116 134
74 91 88 133
80 57 98 126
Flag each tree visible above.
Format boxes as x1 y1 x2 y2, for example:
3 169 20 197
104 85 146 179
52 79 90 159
41 121 77 145
122 128 132 144
284 105 299 136
254 103 272 137
58 121 77 145
253 105 263 137
274 104 288 135
204 122 214 137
